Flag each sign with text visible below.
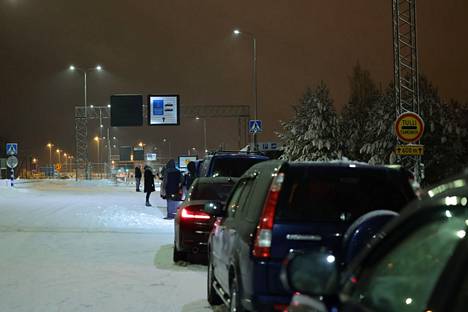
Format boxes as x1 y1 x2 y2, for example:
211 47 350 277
148 95 180 126
395 112 424 143
395 144 424 156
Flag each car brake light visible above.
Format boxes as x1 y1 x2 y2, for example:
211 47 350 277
253 172 284 259
180 206 211 220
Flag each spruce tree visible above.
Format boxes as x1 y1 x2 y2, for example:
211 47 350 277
341 63 380 161
419 76 467 184
278 82 341 161
360 84 397 165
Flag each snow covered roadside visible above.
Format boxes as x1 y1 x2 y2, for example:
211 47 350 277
0 180 224 312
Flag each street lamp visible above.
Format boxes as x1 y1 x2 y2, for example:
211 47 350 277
195 117 208 155
233 28 258 150
56 149 61 164
94 136 100 178
69 64 103 178
94 136 100 163
163 138 172 158
46 143 53 167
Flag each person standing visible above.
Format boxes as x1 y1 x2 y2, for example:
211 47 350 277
182 161 197 198
144 165 155 207
163 159 183 219
135 165 142 192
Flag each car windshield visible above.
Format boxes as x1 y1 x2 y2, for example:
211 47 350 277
276 166 415 223
189 182 235 201
211 158 265 177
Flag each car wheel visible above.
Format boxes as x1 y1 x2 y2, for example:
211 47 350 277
207 255 223 305
173 243 187 262
229 274 246 312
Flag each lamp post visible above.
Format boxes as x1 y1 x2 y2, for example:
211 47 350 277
94 136 100 178
163 138 172 159
233 29 258 150
69 64 103 179
56 149 61 164
195 116 208 155
46 143 53 178
47 143 53 166
63 153 68 172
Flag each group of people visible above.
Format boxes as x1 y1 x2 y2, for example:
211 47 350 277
134 160 197 219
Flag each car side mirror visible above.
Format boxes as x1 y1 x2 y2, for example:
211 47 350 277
204 201 226 217
281 249 339 296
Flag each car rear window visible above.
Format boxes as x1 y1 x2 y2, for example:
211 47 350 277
189 182 236 201
211 157 266 177
276 166 415 223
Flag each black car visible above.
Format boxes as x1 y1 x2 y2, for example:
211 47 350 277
173 177 238 262
204 160 415 311
283 169 468 312
198 151 269 177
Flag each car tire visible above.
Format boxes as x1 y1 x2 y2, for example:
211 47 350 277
229 274 246 312
173 243 187 262
207 256 223 305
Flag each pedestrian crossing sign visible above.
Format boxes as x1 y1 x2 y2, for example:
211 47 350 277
249 120 262 134
6 143 18 156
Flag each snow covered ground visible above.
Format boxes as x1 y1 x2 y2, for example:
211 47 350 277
0 179 226 312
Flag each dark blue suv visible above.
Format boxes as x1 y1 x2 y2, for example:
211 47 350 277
198 151 269 178
205 160 415 311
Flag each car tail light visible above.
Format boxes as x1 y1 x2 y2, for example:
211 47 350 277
180 205 210 220
252 172 284 259
273 303 288 311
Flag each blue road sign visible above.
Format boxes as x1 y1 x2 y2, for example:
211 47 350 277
6 143 18 156
248 120 263 134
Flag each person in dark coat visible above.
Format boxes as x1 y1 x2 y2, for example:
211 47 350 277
182 161 197 198
163 159 183 219
144 165 155 207
135 166 142 192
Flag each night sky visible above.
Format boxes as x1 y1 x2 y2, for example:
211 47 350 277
1 0 467 163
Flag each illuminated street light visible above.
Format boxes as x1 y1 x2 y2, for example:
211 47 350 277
232 28 258 150
46 143 53 167
56 149 61 164
163 138 172 158
195 117 208 156
68 63 105 178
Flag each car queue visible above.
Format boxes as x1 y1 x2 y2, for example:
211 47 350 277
169 151 465 312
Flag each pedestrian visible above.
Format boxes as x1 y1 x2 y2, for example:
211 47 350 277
135 165 142 192
163 159 183 219
144 165 155 207
182 161 197 198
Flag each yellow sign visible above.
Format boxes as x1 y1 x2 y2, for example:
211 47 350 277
395 145 424 156
55 163 62 171
395 112 424 143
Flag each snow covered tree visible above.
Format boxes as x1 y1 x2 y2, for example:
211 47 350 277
419 76 468 184
278 82 341 161
359 84 397 165
341 63 380 161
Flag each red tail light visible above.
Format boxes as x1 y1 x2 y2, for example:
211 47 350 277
252 172 284 259
180 205 211 220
